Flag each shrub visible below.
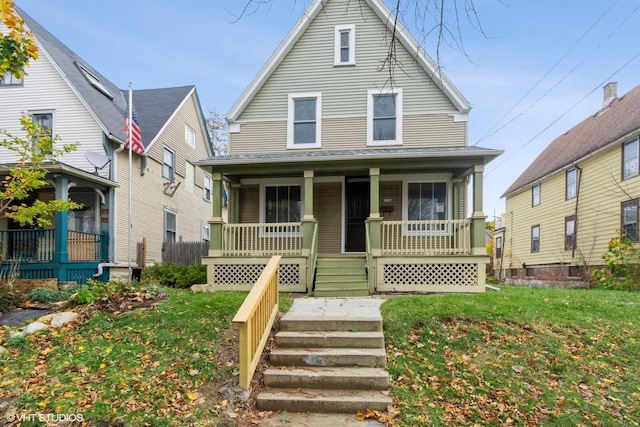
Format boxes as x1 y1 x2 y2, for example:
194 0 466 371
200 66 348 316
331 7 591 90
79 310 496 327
141 263 207 289
25 287 63 303
69 285 99 306
592 236 640 291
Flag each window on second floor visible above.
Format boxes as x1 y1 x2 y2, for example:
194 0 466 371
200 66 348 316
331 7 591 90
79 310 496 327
566 168 577 200
532 184 541 207
31 112 53 154
287 93 322 148
565 215 576 250
185 124 196 148
334 24 355 65
531 225 540 253
163 147 175 180
621 199 639 242
203 175 212 202
623 137 639 180
1 70 23 86
367 88 403 146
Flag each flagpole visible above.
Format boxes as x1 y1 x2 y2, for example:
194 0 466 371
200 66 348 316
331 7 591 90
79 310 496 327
128 84 133 283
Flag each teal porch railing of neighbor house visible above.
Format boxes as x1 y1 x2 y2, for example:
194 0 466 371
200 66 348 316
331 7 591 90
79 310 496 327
0 229 109 284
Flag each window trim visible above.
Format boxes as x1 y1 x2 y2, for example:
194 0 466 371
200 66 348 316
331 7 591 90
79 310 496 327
163 209 178 242
622 137 639 181
401 178 451 236
566 167 577 200
202 222 210 241
565 215 576 251
185 124 196 148
203 174 212 202
287 92 322 149
162 146 175 180
532 183 541 207
259 178 304 237
621 198 639 242
531 224 540 253
367 88 403 146
334 24 356 65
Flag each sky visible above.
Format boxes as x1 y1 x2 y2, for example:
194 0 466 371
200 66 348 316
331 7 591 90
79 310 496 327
13 0 640 219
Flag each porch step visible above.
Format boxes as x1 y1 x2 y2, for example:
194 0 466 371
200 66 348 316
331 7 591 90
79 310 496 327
314 256 368 297
263 367 389 390
269 347 387 368
257 388 392 414
275 331 384 348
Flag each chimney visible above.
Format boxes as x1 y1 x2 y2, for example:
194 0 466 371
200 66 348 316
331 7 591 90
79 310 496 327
603 82 618 107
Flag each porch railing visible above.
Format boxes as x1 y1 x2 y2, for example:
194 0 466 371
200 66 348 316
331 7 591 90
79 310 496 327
0 229 55 262
381 219 471 255
68 231 107 261
222 223 303 256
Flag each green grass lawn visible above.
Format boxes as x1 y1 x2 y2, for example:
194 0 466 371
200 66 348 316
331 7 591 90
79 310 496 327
382 286 640 426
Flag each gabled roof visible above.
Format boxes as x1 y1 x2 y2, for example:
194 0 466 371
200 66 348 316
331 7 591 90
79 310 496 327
503 83 640 198
226 0 470 123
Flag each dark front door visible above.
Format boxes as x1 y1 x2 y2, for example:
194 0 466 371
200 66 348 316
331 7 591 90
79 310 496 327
345 178 370 252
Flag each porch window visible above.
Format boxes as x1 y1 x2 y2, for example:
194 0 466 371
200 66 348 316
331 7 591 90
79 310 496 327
163 146 175 180
405 182 447 233
265 185 301 223
531 225 540 253
287 93 322 148
565 215 576 250
164 209 177 242
623 137 639 180
566 168 577 200
1 70 23 86
532 184 540 206
203 174 212 202
367 88 403 146
621 199 639 241
334 24 355 65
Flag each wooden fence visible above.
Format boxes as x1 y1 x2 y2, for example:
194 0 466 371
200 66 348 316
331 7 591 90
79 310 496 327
161 240 208 265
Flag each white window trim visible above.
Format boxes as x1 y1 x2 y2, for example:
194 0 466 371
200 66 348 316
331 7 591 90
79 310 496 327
334 24 356 66
164 209 178 242
367 88 403 146
623 137 639 180
202 222 210 241
287 92 322 149
532 183 540 207
203 174 212 202
29 110 55 135
185 124 196 148
401 175 452 236
162 146 175 180
259 178 304 237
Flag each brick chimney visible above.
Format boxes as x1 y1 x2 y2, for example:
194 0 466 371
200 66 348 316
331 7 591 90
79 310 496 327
603 82 618 107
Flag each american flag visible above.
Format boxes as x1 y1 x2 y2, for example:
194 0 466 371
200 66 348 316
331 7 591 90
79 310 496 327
124 102 144 155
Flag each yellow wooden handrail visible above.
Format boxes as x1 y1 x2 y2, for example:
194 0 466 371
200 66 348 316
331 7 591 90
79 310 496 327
232 255 281 389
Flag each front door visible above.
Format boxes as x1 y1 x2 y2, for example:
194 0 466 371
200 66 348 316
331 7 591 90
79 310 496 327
345 178 370 252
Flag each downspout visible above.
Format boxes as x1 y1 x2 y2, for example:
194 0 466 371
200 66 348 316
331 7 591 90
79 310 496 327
572 166 582 259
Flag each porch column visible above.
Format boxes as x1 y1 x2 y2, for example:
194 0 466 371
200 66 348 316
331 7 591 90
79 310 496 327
208 173 224 256
471 165 487 255
53 176 69 263
367 168 382 255
302 170 316 256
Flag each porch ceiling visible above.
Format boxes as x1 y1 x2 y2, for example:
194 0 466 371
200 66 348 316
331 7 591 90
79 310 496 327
195 146 502 178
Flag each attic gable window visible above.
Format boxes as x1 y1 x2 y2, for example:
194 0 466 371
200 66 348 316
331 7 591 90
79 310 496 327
367 88 403 146
287 93 322 149
75 62 114 100
623 137 639 180
0 71 23 86
334 24 355 65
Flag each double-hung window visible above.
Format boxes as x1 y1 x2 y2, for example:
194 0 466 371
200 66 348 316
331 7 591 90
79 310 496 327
185 124 196 148
287 93 322 148
495 236 503 258
334 24 355 65
203 175 212 202
621 199 639 241
163 147 175 180
164 210 177 242
623 137 639 180
367 88 403 146
565 215 576 250
532 184 540 206
566 168 577 200
531 225 540 253
1 71 23 86
31 112 53 154
202 222 210 241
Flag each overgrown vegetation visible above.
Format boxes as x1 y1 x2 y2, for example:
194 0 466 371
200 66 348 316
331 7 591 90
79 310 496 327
24 287 69 303
382 287 640 426
592 236 640 291
0 284 23 314
142 263 207 289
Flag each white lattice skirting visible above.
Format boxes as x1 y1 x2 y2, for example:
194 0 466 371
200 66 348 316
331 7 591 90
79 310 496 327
376 258 486 293
204 257 307 292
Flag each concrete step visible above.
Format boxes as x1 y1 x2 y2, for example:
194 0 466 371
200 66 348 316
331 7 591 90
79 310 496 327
280 317 382 332
270 347 387 368
263 367 389 390
313 289 370 297
275 331 384 348
257 388 392 413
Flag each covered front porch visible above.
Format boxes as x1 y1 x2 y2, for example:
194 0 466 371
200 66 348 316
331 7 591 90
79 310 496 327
0 163 114 284
197 147 499 294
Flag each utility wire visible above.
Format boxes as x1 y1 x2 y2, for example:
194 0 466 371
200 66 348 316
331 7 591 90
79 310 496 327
485 50 640 177
474 0 620 146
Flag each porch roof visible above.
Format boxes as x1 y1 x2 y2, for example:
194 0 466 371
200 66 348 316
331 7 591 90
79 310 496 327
195 146 502 177
0 162 118 188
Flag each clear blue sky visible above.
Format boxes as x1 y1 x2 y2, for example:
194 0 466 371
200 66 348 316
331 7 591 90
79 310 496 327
15 0 640 219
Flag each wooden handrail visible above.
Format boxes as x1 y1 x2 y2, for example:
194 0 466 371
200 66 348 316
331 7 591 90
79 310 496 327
232 255 281 389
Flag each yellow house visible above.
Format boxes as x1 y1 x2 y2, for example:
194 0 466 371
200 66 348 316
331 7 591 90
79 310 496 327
500 82 640 286
197 0 502 295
